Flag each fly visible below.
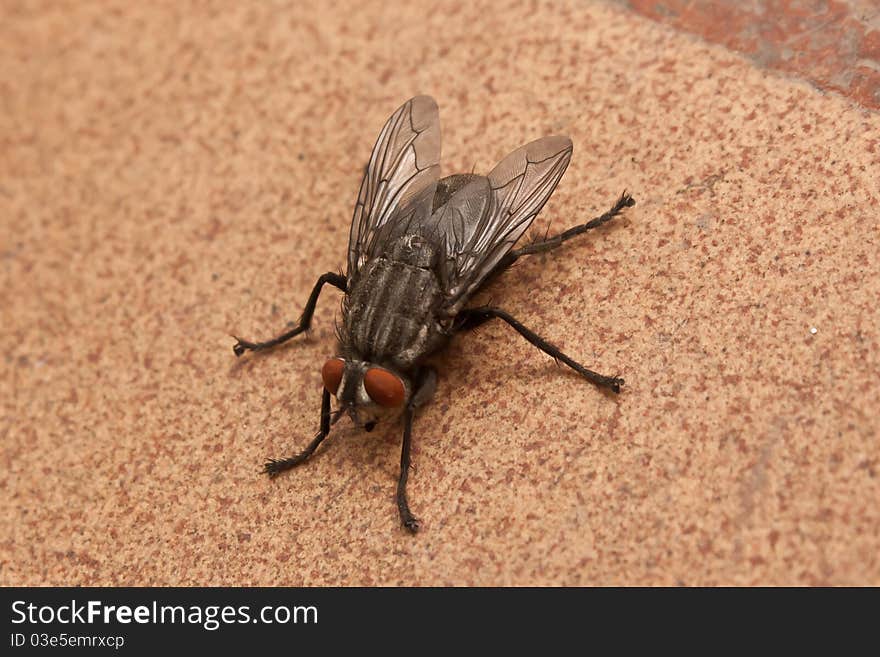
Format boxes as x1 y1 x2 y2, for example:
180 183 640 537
233 96 635 533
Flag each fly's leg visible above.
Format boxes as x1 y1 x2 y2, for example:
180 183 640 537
492 191 635 274
397 406 419 533
397 368 436 534
264 388 333 476
455 308 624 393
233 272 347 356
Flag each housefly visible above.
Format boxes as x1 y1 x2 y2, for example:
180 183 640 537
233 96 635 533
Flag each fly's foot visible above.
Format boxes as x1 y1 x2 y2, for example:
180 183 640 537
263 456 304 477
402 514 420 534
607 376 625 394
398 497 420 534
579 369 624 394
262 459 284 477
232 336 260 357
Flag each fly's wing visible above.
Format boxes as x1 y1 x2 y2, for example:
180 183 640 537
347 96 441 278
435 136 573 315
420 175 493 291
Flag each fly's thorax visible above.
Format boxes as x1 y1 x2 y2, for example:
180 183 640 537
387 234 438 268
341 247 448 368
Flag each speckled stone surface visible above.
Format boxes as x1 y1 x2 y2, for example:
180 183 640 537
2 1 878 585
621 0 880 111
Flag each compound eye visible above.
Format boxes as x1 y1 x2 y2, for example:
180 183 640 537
363 368 405 407
321 358 345 396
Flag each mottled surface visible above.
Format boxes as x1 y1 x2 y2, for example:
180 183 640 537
1 0 878 585
621 0 880 110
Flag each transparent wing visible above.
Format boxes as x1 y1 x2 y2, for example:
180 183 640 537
435 136 573 314
420 175 492 289
347 96 441 278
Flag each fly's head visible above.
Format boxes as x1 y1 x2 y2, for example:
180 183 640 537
321 357 410 431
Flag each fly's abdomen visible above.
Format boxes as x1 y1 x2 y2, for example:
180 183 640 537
344 256 445 368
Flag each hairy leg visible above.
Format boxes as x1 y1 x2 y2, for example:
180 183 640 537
455 307 623 393
264 388 334 476
233 272 346 356
492 191 634 276
397 368 436 534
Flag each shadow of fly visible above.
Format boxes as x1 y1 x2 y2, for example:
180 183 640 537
233 96 635 533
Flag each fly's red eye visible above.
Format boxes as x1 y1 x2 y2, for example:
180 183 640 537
321 358 344 396
364 368 405 407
